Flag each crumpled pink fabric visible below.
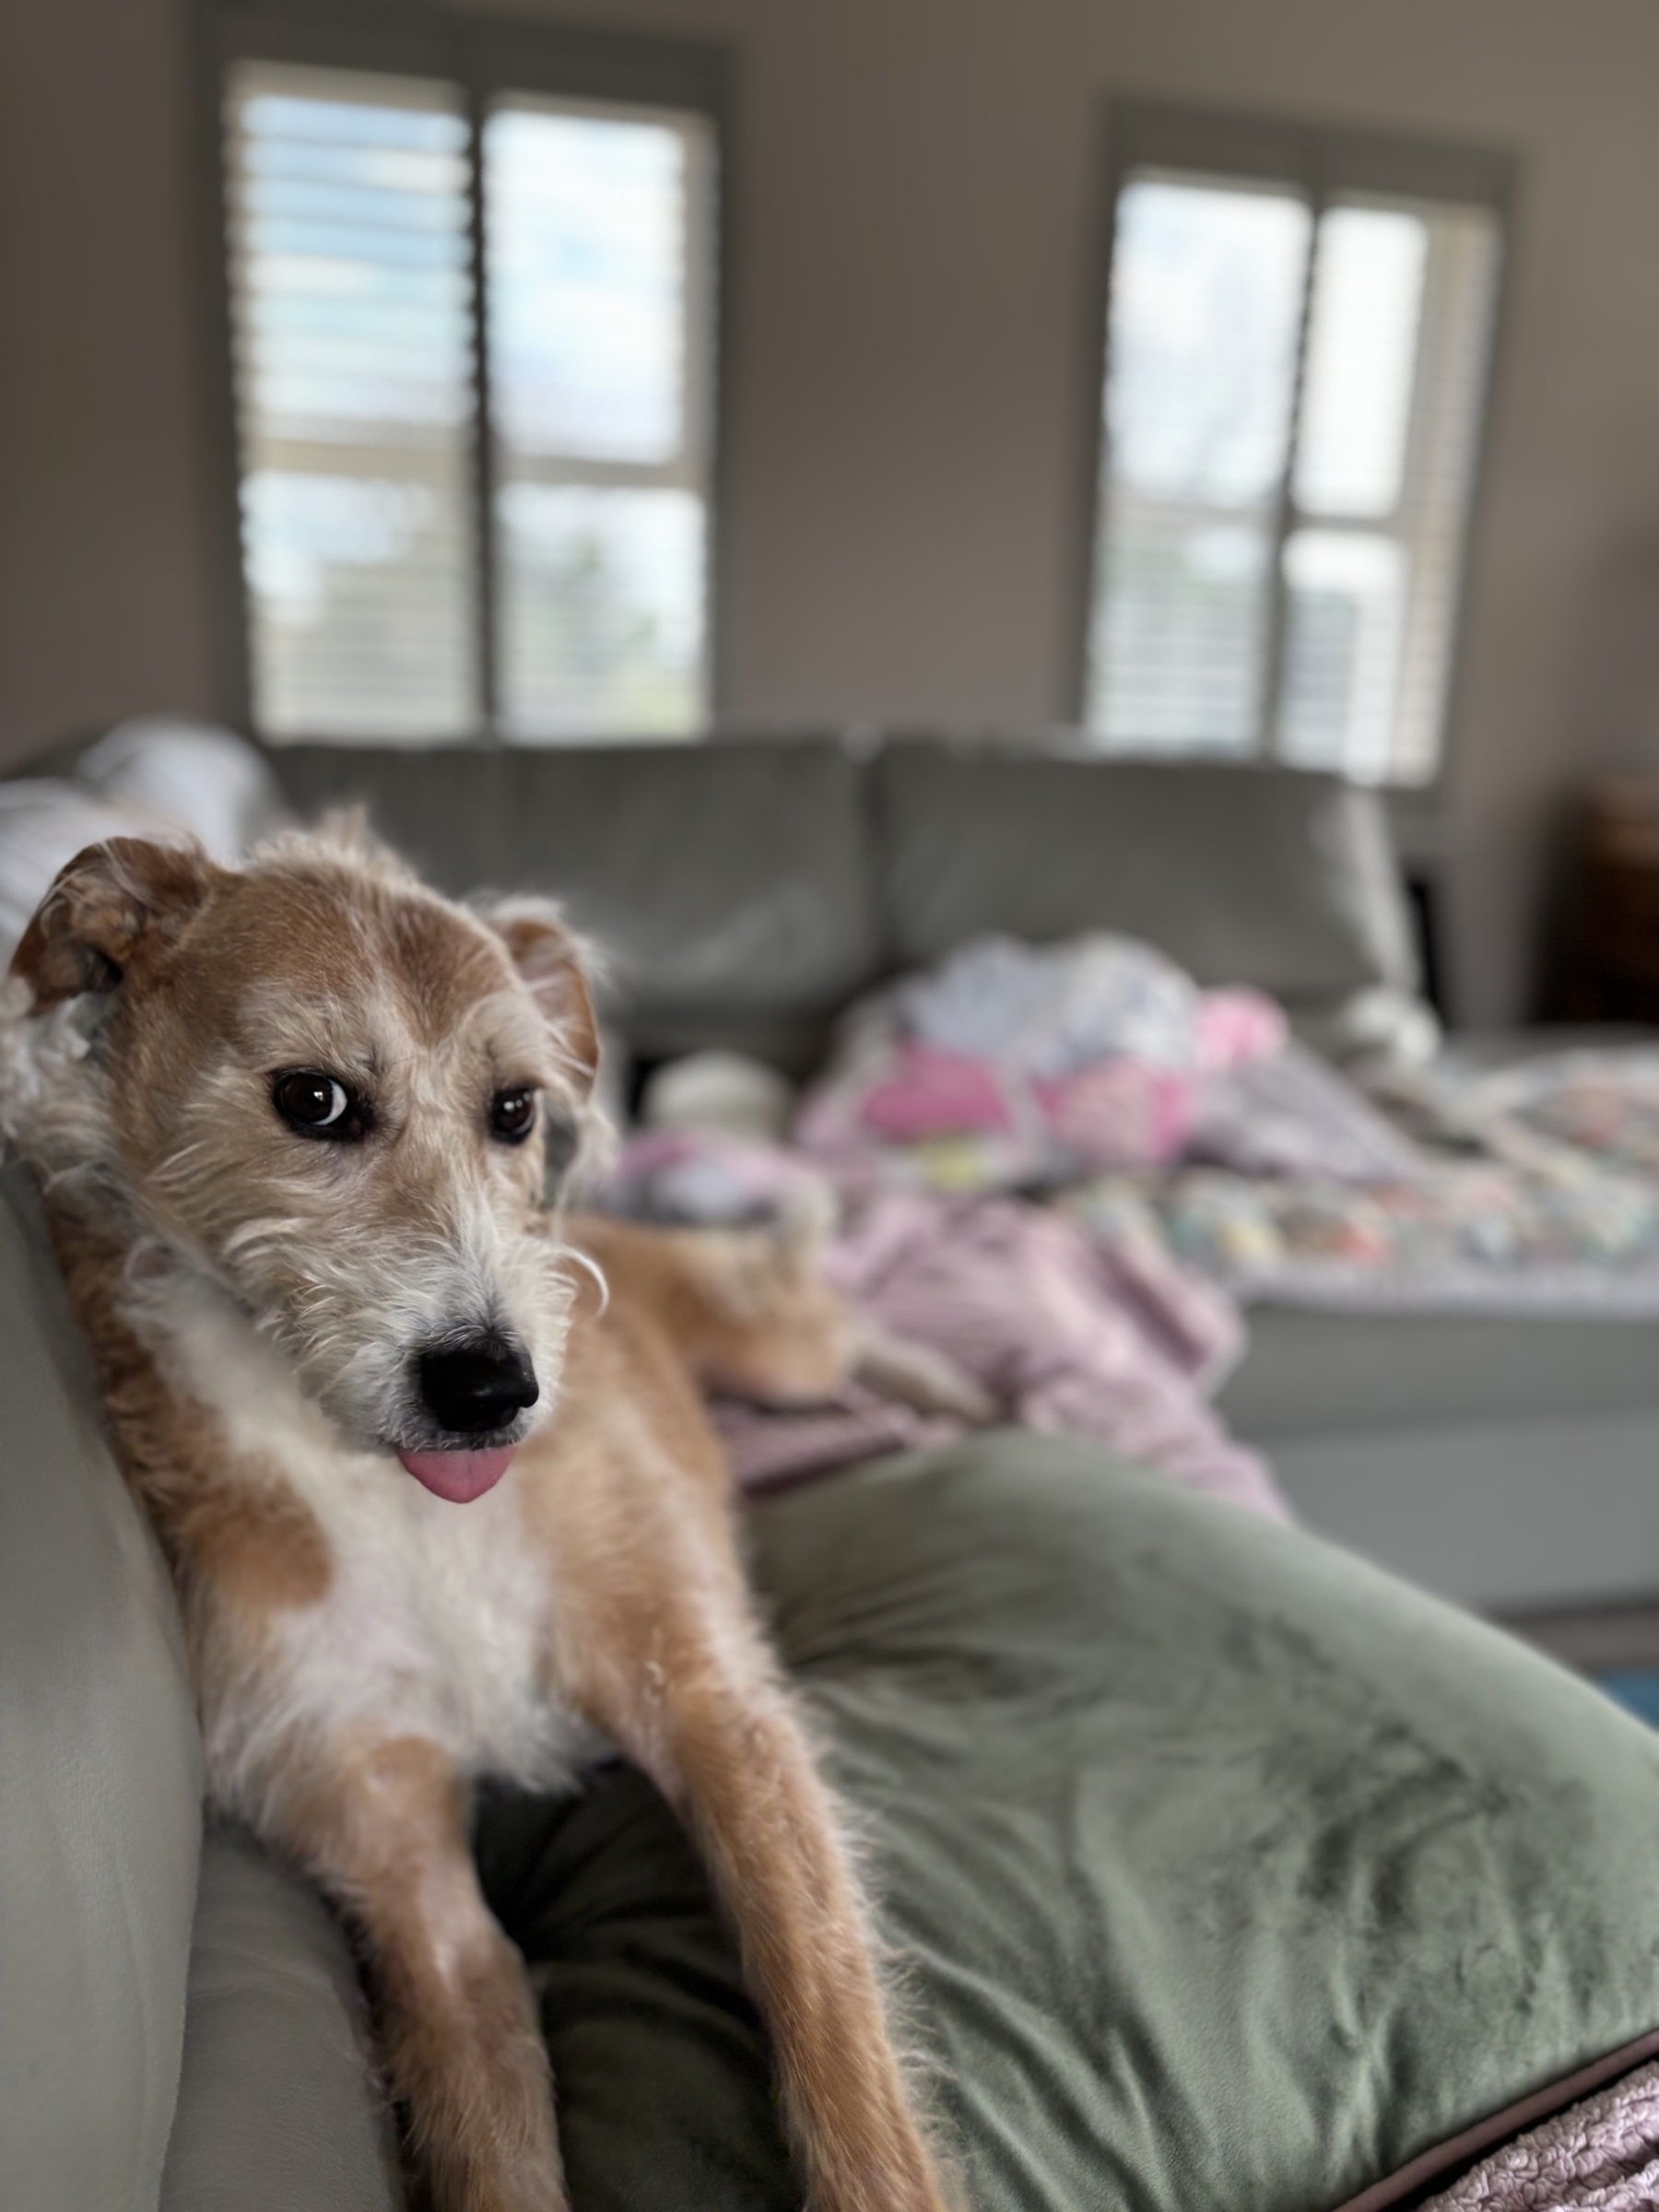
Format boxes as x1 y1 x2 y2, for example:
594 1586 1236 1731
853 1037 1202 1168
1032 1058 1197 1170
861 1044 1015 1139
712 1383 960 1496
1196 987 1288 1070
599 1125 829 1226
717 1188 1288 1521
1419 2060 1659 2211
797 936 1290 1181
810 1027 1266 1177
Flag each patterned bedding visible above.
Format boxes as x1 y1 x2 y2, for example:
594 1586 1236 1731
789 932 1659 1317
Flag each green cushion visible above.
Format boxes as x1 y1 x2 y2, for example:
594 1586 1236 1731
475 1436 1659 2212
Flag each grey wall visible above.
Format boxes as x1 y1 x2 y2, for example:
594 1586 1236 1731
0 0 224 761
4 0 1659 1026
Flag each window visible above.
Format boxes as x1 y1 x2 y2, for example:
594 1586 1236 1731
1083 105 1510 784
214 18 723 743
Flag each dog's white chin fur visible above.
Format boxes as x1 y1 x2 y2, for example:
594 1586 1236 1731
126 1249 560 1491
206 1206 574 1457
179 1227 572 1479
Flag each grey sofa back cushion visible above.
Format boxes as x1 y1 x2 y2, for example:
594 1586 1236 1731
269 739 882 1068
262 734 1421 1065
875 742 1419 1011
0 1164 204 2212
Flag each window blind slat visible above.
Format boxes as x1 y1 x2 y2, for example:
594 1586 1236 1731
224 59 716 745
485 98 713 740
1088 177 1310 754
1088 145 1501 786
225 61 479 740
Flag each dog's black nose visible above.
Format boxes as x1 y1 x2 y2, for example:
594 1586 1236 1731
418 1335 539 1435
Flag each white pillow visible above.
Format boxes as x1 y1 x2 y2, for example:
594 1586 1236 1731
0 781 179 968
76 717 291 863
0 722 292 971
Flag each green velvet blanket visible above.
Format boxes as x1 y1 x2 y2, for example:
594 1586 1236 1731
476 1436 1659 2211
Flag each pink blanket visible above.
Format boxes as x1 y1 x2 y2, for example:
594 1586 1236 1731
602 1126 1283 1512
604 1128 1283 1512
1409 2057 1659 2211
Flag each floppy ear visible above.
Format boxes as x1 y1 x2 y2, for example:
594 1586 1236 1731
11 837 221 1010
477 897 600 1100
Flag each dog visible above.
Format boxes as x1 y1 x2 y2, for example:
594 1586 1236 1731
0 822 952 2212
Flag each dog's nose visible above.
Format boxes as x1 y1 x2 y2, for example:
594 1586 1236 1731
418 1335 539 1435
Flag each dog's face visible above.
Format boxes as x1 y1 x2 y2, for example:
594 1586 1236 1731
8 829 600 1500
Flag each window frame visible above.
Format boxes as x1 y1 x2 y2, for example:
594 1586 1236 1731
195 0 734 744
1071 97 1518 791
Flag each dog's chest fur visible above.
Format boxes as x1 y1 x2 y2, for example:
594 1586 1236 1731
141 1272 601 1800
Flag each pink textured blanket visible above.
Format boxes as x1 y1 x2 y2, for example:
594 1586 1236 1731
1416 2060 1659 2212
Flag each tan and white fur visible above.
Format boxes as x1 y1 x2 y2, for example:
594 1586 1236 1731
0 823 952 2212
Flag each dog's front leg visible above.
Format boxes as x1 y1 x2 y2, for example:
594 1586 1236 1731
276 1733 566 2212
574 1606 950 2212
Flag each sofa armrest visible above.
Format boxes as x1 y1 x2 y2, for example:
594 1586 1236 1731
160 1829 401 2212
0 1162 204 2212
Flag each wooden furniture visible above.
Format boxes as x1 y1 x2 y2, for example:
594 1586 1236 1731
1554 777 1659 1021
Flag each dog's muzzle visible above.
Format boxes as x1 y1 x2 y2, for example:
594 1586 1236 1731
417 1334 539 1437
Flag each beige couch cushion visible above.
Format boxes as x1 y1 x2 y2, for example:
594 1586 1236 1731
0 1163 204 2212
160 1830 398 2212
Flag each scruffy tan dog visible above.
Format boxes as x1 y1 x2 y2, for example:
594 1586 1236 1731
0 824 951 2212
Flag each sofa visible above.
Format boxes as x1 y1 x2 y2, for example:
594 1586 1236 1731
10 728 1659 2212
255 734 1659 1614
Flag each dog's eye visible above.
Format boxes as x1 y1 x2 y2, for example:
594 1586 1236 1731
489 1087 536 1145
273 1071 362 1141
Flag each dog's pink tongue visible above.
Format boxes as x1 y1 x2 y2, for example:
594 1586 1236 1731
395 1445 515 1503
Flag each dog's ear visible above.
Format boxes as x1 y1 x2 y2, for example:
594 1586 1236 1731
12 837 221 1009
477 897 600 1100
